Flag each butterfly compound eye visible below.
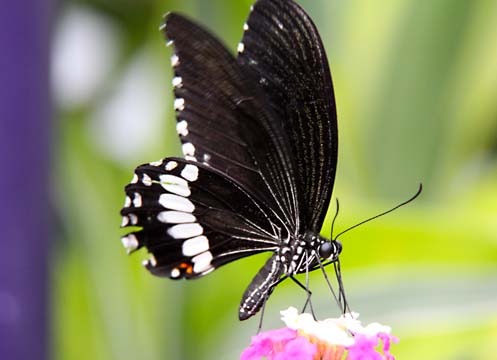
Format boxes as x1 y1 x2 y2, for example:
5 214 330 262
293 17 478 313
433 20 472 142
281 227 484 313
318 242 333 259
319 240 342 260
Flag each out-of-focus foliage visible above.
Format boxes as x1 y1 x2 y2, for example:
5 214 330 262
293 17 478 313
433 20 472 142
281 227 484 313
50 0 497 359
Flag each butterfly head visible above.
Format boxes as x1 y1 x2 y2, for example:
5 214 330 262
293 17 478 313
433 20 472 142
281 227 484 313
302 232 342 262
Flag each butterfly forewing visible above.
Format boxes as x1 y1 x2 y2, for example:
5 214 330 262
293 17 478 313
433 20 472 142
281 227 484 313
163 13 298 228
238 0 338 231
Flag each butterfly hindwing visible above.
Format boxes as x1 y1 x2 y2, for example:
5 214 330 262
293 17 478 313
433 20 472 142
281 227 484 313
120 158 281 279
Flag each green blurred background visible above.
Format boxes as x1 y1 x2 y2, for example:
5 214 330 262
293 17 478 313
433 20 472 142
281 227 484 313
50 0 497 359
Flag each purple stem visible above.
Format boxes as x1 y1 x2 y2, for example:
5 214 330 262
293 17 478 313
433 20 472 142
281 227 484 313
0 0 53 359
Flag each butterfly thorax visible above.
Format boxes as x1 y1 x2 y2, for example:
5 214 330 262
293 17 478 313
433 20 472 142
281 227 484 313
278 231 342 275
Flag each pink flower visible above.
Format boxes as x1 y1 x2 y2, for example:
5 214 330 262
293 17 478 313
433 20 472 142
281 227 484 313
241 327 317 360
378 332 399 360
240 307 399 360
346 332 398 360
346 334 382 360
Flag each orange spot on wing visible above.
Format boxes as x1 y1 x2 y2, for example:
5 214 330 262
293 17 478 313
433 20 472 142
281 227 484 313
179 262 193 274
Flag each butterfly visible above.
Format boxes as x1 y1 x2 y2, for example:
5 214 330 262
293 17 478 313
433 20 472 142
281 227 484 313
120 0 344 321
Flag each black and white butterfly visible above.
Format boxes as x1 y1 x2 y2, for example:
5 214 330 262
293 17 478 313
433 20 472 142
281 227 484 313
120 0 344 321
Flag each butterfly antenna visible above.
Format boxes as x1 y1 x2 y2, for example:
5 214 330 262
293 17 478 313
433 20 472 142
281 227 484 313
330 198 340 238
334 183 423 241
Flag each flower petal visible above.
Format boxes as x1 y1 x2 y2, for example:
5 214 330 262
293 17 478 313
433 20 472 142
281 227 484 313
274 336 316 360
240 328 298 360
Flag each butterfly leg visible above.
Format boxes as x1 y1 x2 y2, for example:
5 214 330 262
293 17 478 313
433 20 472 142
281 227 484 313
313 255 350 314
289 275 316 320
256 275 289 333
334 260 350 313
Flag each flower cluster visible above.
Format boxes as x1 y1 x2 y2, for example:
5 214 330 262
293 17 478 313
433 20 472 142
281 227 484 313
240 307 398 360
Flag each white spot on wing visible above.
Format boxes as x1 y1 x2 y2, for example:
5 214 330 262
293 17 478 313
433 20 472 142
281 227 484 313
160 174 191 197
170 268 181 278
182 235 209 256
133 193 142 207
129 213 138 225
164 184 190 197
142 255 157 267
176 120 188 136
160 174 188 188
165 161 178 170
157 211 196 224
185 155 197 161
149 159 163 166
130 174 138 184
121 216 129 227
144 254 157 267
192 251 213 273
166 40 173 47
172 76 183 88
243 23 249 31
142 173 152 186
181 164 199 182
167 223 203 239
124 196 131 207
159 23 166 31
171 54 179 67
174 98 185 111
182 142 195 156
237 42 245 53
159 193 195 212
121 234 139 253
